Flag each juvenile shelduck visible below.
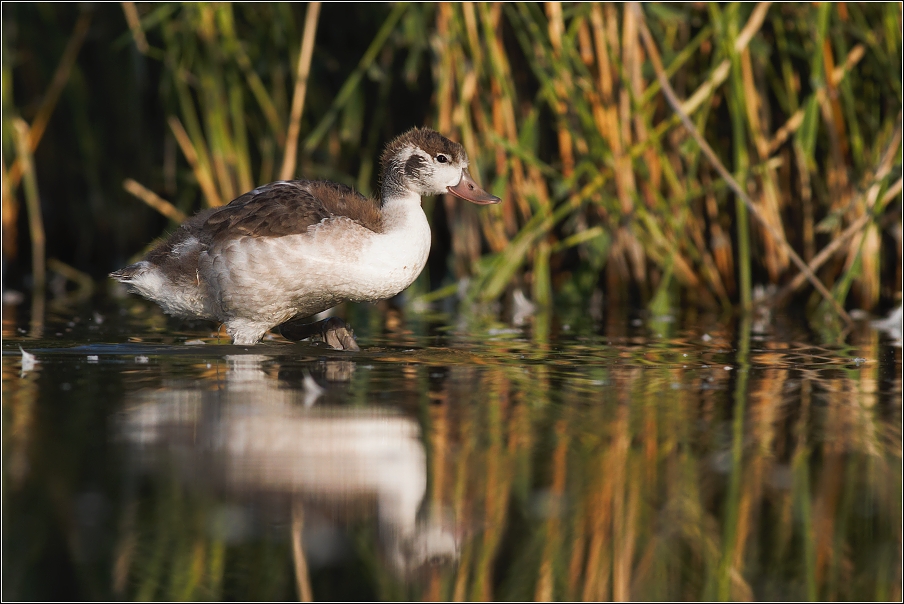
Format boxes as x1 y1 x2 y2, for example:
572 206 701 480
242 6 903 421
110 128 500 350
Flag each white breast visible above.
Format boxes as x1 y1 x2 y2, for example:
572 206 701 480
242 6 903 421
201 193 432 327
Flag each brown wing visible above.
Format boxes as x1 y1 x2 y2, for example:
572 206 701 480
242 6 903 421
199 180 382 245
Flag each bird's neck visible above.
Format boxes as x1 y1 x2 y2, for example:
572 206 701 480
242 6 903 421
379 161 410 206
380 190 425 234
378 154 422 226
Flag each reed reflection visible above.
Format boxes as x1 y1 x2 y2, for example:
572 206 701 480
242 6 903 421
82 319 904 600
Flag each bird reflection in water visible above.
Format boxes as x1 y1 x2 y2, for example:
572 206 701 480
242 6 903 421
116 354 459 585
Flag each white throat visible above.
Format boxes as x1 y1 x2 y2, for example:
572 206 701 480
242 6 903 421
380 190 425 231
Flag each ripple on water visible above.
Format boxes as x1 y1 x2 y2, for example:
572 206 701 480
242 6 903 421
2 304 900 600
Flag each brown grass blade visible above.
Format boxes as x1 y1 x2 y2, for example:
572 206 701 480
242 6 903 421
7 12 92 191
280 2 321 181
123 178 187 223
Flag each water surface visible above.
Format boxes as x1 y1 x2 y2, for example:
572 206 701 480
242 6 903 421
2 299 901 601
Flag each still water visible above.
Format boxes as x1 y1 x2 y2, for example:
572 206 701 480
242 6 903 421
2 298 901 601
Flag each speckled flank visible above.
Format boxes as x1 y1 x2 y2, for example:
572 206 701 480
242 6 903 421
206 200 430 344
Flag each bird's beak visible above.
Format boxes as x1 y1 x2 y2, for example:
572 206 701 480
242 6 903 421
447 168 501 205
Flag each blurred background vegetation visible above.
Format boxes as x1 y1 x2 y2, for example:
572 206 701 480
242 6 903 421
2 2 901 326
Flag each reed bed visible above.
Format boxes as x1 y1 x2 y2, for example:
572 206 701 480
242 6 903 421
429 2 902 323
2 3 901 327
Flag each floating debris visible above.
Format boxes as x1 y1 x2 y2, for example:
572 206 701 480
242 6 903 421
19 347 37 373
302 372 324 407
512 289 536 327
871 303 902 347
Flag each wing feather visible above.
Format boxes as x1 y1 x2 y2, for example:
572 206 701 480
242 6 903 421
201 180 382 244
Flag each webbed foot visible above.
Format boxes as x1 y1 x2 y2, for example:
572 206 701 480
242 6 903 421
278 317 360 351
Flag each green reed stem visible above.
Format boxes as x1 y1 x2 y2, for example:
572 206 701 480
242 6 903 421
720 4 752 313
13 119 45 296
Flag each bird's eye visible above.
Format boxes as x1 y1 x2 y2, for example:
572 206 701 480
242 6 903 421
436 154 449 164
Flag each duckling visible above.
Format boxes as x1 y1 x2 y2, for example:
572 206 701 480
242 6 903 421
110 128 500 349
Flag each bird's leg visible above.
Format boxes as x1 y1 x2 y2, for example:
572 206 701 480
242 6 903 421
278 316 360 351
